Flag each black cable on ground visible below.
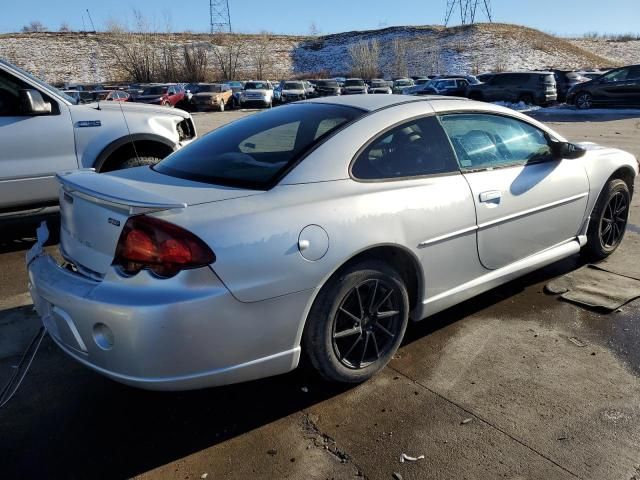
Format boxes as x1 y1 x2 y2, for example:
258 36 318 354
0 326 46 409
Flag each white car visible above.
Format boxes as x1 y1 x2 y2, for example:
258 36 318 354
27 95 637 390
239 81 274 108
280 81 307 102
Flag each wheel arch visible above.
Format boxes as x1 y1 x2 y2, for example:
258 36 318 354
94 134 176 172
297 243 425 341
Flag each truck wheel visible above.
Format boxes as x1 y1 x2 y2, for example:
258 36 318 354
115 156 162 170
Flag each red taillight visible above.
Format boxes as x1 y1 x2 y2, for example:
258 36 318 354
113 216 215 278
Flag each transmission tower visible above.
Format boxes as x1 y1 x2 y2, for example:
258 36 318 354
210 0 232 34
444 0 492 26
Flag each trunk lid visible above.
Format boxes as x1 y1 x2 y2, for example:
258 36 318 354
57 168 262 276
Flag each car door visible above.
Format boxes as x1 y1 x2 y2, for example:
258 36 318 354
483 74 511 102
439 113 590 270
350 115 481 300
621 66 640 105
0 67 76 210
590 67 633 106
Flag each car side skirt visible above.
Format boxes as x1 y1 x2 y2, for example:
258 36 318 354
418 237 581 319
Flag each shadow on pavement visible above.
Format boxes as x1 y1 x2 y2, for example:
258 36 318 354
0 215 60 254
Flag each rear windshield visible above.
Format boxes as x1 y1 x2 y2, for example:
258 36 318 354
155 103 364 188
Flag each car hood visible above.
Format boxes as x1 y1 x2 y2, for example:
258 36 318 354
243 89 269 94
72 101 190 118
194 92 221 98
344 85 366 90
282 89 305 94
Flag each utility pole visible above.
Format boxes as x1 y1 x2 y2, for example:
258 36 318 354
210 0 232 34
444 0 492 26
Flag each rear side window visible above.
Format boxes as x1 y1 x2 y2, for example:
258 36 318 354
439 113 553 170
155 103 363 188
351 116 459 180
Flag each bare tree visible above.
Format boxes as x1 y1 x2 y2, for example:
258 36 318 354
182 43 209 82
348 40 380 79
251 31 273 79
424 37 443 75
59 22 72 33
392 38 408 78
211 33 245 81
21 21 47 33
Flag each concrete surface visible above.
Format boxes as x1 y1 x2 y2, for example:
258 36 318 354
1 109 640 480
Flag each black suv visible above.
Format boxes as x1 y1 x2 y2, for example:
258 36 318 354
566 64 640 109
467 72 557 105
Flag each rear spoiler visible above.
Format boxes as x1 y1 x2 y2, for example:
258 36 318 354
56 170 187 214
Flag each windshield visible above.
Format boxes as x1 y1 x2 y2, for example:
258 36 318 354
284 82 304 90
371 81 387 87
415 79 429 85
0 60 78 104
198 84 222 93
142 86 168 95
345 79 365 87
318 80 339 88
394 80 412 86
155 103 364 188
245 82 269 90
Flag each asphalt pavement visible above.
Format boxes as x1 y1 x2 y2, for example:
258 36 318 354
1 108 640 480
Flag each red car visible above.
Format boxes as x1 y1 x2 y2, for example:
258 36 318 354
135 84 186 107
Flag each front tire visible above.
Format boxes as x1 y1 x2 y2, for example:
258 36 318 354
584 179 630 259
303 261 409 383
575 92 593 110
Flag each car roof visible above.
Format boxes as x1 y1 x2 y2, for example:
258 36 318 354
303 94 467 112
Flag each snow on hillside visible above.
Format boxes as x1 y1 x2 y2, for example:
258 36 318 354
0 24 632 84
569 38 640 66
294 24 616 77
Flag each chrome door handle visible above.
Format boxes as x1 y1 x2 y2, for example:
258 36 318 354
479 190 502 203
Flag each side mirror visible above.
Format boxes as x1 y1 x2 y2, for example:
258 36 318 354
19 89 51 115
551 141 586 160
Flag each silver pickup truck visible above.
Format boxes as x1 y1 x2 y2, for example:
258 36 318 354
0 59 197 219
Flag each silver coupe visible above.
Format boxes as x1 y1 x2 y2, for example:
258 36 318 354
27 95 638 390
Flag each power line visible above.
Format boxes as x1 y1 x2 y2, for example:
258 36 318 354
210 0 232 34
444 0 493 26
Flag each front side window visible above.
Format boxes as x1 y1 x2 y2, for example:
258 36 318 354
351 116 459 180
439 114 553 170
602 68 629 83
155 103 363 188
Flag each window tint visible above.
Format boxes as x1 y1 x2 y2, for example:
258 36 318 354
602 68 629 83
0 69 57 116
439 114 553 170
155 103 363 188
351 116 459 180
627 66 640 80
491 75 514 86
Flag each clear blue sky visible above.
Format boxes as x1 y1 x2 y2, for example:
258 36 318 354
1 0 638 36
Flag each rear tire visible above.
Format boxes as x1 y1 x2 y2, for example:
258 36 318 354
303 260 409 383
519 93 535 105
583 179 630 259
575 92 593 110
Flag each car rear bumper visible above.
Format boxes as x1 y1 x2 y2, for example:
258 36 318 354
27 250 311 390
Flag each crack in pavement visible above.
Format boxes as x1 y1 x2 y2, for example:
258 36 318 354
387 365 584 480
301 410 368 479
